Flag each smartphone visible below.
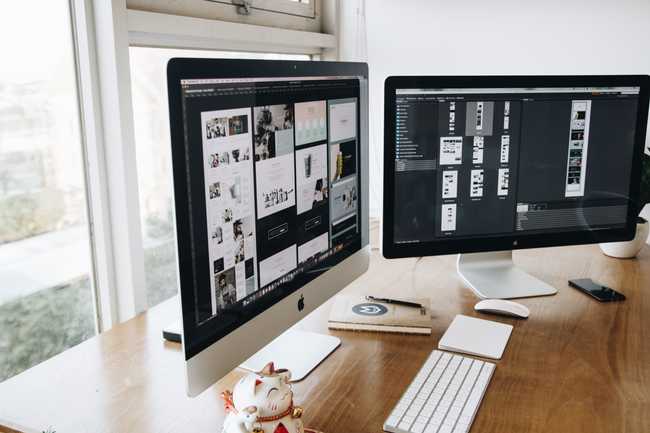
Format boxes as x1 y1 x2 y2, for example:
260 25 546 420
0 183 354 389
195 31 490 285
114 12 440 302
568 278 626 302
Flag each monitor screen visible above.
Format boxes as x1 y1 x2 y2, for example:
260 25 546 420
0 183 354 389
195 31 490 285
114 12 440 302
176 75 362 358
390 85 642 244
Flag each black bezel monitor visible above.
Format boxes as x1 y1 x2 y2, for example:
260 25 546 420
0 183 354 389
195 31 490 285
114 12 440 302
167 58 369 366
382 75 649 259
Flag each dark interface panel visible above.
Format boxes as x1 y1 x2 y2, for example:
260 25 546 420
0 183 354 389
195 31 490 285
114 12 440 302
180 77 361 342
393 87 640 244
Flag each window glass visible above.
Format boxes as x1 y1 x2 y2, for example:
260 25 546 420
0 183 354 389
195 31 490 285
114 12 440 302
0 1 96 382
129 48 310 308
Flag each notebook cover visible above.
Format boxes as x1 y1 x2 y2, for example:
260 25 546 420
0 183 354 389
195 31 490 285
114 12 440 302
438 314 513 360
328 295 432 334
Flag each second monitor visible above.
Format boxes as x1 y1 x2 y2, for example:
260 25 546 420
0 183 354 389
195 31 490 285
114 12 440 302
383 76 649 298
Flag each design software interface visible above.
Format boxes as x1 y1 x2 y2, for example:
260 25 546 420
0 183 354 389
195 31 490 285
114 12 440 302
179 76 361 341
392 86 641 243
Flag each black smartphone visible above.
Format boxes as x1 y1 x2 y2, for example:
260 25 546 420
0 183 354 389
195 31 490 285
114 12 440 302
568 278 626 302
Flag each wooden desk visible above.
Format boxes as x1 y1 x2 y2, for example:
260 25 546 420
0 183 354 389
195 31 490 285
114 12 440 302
1 230 649 433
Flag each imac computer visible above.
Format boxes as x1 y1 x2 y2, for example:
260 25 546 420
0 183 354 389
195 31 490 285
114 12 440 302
383 75 649 299
167 59 369 396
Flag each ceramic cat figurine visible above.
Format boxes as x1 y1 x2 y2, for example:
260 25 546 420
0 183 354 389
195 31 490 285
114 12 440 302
222 362 304 433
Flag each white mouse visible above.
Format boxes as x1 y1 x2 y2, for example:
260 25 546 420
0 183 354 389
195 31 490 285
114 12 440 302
474 299 530 319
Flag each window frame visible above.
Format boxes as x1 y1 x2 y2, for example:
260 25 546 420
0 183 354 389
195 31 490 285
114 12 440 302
68 0 338 330
126 9 335 55
69 0 113 331
126 0 321 33
70 0 147 330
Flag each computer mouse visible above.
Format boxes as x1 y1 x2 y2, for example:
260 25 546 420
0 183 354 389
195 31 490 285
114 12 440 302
474 299 530 319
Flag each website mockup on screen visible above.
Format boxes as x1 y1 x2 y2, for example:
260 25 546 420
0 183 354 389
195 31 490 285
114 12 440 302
178 76 362 339
391 86 641 243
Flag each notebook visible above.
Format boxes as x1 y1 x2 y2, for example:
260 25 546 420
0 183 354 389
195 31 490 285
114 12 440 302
328 295 432 334
438 314 513 360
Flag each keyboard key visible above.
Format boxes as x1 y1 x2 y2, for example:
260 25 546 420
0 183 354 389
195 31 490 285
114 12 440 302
398 421 412 431
385 415 399 428
406 407 420 417
412 422 427 433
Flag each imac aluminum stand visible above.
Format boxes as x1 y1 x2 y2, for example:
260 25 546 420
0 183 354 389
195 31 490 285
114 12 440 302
163 320 341 382
239 329 340 381
163 324 340 382
457 251 557 299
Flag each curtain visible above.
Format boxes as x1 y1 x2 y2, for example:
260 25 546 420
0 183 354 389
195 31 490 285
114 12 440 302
337 0 380 219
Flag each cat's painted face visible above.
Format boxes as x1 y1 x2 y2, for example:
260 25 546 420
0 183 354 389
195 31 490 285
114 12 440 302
233 363 293 418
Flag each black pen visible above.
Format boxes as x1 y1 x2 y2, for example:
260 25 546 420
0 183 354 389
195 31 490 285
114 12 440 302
365 295 424 309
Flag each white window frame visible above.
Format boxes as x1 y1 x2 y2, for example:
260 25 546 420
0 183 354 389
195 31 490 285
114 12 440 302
126 0 321 33
71 0 147 330
127 9 335 55
69 0 338 330
70 0 116 331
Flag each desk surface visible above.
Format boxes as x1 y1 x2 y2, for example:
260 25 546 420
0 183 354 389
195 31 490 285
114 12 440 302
1 226 649 433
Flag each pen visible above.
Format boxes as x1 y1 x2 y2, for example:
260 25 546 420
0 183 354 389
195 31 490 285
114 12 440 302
365 295 424 309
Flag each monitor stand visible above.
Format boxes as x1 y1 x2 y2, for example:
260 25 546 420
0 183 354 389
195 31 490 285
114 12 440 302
457 251 558 299
239 329 340 381
162 324 340 382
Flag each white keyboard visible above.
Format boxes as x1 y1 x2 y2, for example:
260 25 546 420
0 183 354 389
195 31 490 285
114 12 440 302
383 350 495 433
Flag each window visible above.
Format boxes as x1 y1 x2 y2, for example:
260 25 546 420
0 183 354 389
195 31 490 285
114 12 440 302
0 1 96 382
129 48 310 308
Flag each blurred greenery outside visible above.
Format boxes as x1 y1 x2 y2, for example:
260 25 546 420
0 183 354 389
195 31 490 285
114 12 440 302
0 189 66 244
0 234 178 383
0 278 94 382
143 217 178 308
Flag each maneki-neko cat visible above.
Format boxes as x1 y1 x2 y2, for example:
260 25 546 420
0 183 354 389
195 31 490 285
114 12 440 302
222 362 305 433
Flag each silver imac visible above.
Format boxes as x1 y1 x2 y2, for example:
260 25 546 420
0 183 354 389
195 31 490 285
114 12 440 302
167 59 370 396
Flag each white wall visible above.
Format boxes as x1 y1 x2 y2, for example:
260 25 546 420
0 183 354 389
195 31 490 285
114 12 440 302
366 0 650 216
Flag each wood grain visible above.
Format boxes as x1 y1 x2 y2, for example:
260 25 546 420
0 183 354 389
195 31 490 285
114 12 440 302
1 225 648 433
